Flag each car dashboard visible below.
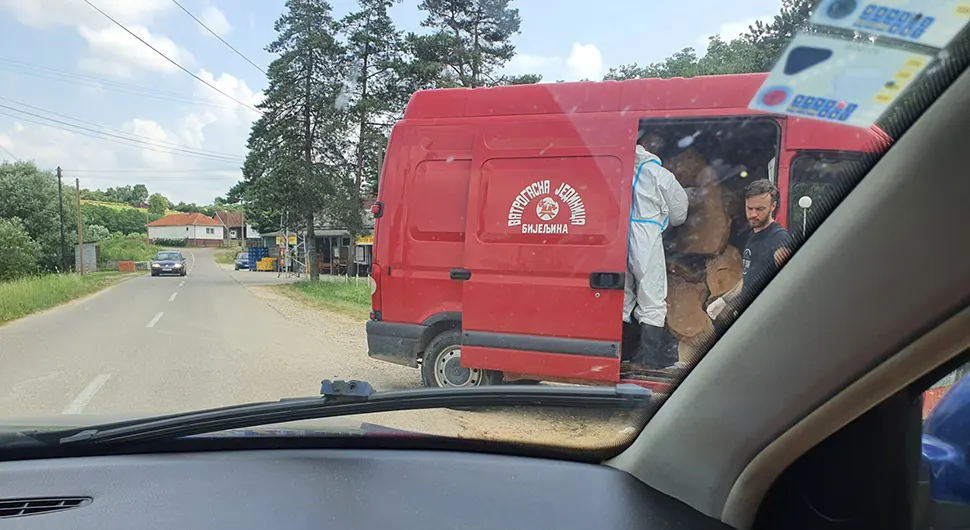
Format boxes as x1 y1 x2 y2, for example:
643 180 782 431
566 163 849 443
0 449 728 529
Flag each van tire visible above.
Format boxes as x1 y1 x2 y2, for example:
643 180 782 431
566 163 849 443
420 329 502 388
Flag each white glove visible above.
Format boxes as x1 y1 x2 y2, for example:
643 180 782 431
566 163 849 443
706 298 726 320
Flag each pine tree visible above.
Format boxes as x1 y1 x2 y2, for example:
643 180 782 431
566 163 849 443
241 0 348 280
410 0 533 88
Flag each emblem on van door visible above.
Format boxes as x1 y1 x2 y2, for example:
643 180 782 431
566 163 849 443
536 197 560 221
508 179 587 234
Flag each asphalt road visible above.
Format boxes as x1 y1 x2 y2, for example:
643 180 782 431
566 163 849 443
0 248 641 447
0 248 416 418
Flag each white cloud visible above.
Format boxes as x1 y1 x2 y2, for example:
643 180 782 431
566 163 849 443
0 0 172 29
77 24 194 78
504 43 603 82
566 43 603 80
199 6 232 37
696 15 775 51
192 69 264 122
507 54 562 74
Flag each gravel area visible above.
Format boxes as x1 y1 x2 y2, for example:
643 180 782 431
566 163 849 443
243 283 648 450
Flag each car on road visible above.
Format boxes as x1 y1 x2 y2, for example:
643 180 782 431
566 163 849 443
151 251 187 277
234 252 249 270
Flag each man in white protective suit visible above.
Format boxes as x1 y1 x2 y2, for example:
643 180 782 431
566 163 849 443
623 130 691 370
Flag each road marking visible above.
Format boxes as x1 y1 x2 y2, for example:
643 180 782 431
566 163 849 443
62 374 111 414
168 292 178 302
178 280 185 287
146 311 164 328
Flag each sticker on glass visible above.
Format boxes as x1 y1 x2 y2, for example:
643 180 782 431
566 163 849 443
749 33 933 128
811 0 970 48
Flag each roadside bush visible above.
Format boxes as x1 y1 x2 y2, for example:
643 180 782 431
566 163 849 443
99 233 160 262
154 238 188 247
0 217 41 281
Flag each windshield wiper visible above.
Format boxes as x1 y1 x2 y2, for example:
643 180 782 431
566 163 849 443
41 380 653 446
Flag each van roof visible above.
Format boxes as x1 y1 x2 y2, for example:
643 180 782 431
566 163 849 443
402 73 891 149
403 73 771 119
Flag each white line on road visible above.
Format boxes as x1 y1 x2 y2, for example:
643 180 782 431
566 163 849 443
168 292 178 302
178 280 185 287
62 374 111 414
146 311 164 328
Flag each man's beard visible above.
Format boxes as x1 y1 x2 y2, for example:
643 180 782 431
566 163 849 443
748 216 771 229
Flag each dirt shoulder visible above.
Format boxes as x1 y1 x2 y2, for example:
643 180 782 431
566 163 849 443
243 284 647 450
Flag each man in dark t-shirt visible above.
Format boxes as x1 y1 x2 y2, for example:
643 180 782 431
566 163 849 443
706 179 792 322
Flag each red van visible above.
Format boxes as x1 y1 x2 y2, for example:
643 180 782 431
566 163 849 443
366 73 890 389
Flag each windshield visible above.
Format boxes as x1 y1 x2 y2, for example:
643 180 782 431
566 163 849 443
0 0 963 455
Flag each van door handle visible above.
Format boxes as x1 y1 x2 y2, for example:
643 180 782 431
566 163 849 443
589 271 624 290
450 268 472 281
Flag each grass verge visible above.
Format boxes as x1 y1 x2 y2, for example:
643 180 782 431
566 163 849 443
0 272 136 326
274 279 371 321
215 250 241 265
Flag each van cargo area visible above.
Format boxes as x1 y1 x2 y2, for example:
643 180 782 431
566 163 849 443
621 117 782 370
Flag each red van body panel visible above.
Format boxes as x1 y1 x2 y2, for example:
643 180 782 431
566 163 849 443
367 74 889 382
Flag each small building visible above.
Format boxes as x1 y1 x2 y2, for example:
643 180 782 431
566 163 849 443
213 211 260 242
147 212 225 246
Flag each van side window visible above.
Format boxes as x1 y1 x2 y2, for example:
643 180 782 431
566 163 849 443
407 160 470 242
789 153 867 240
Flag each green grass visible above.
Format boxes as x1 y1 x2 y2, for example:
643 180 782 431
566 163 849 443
275 279 371 321
80 199 177 215
0 272 136 326
215 250 242 265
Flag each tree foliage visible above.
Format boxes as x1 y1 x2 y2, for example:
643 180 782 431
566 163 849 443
0 217 41 280
0 161 67 271
605 0 813 80
410 0 536 88
147 193 170 216
240 0 351 279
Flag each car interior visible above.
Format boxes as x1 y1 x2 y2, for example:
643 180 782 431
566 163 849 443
2 46 970 530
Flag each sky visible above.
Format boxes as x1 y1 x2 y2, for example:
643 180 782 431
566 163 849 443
0 0 782 204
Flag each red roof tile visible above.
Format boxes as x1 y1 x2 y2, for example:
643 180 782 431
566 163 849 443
215 211 244 227
147 212 223 227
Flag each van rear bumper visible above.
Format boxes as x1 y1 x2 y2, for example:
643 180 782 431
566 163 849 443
366 320 424 368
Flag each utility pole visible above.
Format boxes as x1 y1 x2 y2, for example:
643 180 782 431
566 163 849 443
56 167 67 272
75 178 84 274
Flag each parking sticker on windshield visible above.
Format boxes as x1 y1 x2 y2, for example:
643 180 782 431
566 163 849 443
749 33 933 128
811 0 970 48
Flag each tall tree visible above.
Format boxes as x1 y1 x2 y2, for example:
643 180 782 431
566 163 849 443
132 184 150 204
147 193 170 216
343 0 422 197
410 0 530 88
242 0 349 280
745 0 814 72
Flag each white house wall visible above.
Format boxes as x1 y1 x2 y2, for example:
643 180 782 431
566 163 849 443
148 225 193 239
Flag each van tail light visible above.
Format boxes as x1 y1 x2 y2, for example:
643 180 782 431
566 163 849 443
371 201 384 218
370 264 382 315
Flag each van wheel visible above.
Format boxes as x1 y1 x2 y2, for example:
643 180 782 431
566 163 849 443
421 329 502 388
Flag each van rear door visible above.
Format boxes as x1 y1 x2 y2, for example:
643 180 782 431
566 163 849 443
459 115 631 382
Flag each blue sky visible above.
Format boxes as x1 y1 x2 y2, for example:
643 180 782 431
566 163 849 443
0 0 782 204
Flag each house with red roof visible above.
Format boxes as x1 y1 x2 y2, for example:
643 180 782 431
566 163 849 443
147 212 225 247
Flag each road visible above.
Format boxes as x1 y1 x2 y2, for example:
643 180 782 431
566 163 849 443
0 248 642 447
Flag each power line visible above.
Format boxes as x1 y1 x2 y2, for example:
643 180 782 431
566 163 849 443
0 142 18 161
0 96 245 160
65 168 239 173
0 58 238 109
169 0 266 75
82 0 261 114
0 108 244 164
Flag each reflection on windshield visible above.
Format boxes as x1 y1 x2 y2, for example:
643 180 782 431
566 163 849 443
0 0 939 456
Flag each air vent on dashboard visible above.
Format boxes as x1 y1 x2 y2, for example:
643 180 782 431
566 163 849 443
0 497 92 518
